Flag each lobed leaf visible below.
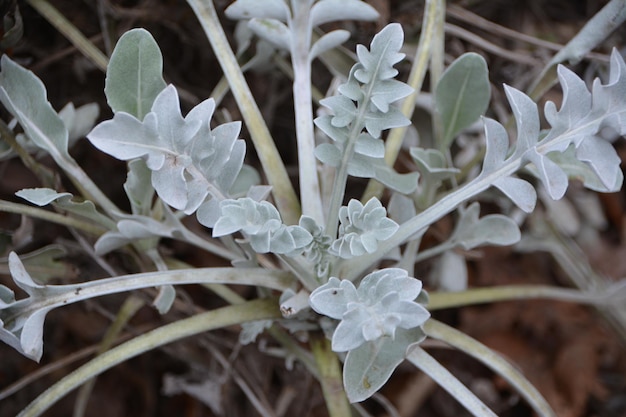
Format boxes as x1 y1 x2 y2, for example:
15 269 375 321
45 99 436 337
0 55 69 160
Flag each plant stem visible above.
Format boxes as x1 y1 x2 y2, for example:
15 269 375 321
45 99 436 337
291 1 324 223
73 295 145 417
4 268 292 329
427 284 624 311
361 0 441 202
423 319 556 417
186 0 301 225
311 335 352 417
406 346 497 417
26 0 109 71
17 298 282 417
0 200 107 235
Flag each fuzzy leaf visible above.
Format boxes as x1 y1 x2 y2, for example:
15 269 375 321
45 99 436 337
450 202 521 249
343 327 426 403
0 55 69 159
310 30 351 60
310 268 429 352
432 251 468 292
436 53 490 147
225 0 290 22
354 23 405 83
89 85 245 215
310 0 379 26
58 102 99 143
16 188 114 228
247 18 291 51
493 176 537 213
409 147 459 184
105 29 166 120
546 145 623 192
212 198 312 255
505 85 540 156
124 159 154 215
331 198 399 258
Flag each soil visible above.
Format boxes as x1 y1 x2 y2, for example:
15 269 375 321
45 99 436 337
0 1 625 416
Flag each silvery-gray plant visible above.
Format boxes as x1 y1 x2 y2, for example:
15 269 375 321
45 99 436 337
0 0 625 416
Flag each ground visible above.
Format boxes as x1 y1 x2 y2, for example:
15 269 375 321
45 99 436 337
0 0 625 416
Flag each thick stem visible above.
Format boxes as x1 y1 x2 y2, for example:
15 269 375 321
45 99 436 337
311 335 352 417
291 2 324 223
18 298 282 417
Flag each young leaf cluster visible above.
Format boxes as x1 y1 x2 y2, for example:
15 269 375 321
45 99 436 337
315 23 418 194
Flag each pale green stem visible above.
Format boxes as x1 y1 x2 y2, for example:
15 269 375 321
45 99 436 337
186 0 301 224
73 296 145 417
361 0 441 202
26 0 109 71
406 346 497 417
4 268 292 329
311 335 352 417
0 200 107 236
290 1 324 224
423 319 556 417
17 298 282 417
430 0 446 151
426 284 624 311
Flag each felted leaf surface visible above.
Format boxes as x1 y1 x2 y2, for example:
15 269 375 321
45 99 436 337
225 0 290 22
105 29 167 120
16 188 114 228
436 52 490 147
89 85 245 215
450 202 521 250
310 0 378 26
0 55 69 159
343 327 426 403
247 18 291 51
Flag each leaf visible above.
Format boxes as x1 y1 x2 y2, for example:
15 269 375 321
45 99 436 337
124 159 154 215
546 145 623 192
105 28 167 120
493 176 537 213
89 85 245 215
343 327 426 403
225 0 290 22
354 23 405 83
435 53 491 147
16 188 114 228
310 0 379 26
505 85 540 156
310 30 351 61
247 18 291 51
0 55 69 159
58 102 99 143
450 202 521 249
431 251 468 292
212 198 312 255
331 198 399 258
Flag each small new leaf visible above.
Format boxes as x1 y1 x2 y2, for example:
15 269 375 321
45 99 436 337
331 198 399 258
309 268 429 352
212 198 312 254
